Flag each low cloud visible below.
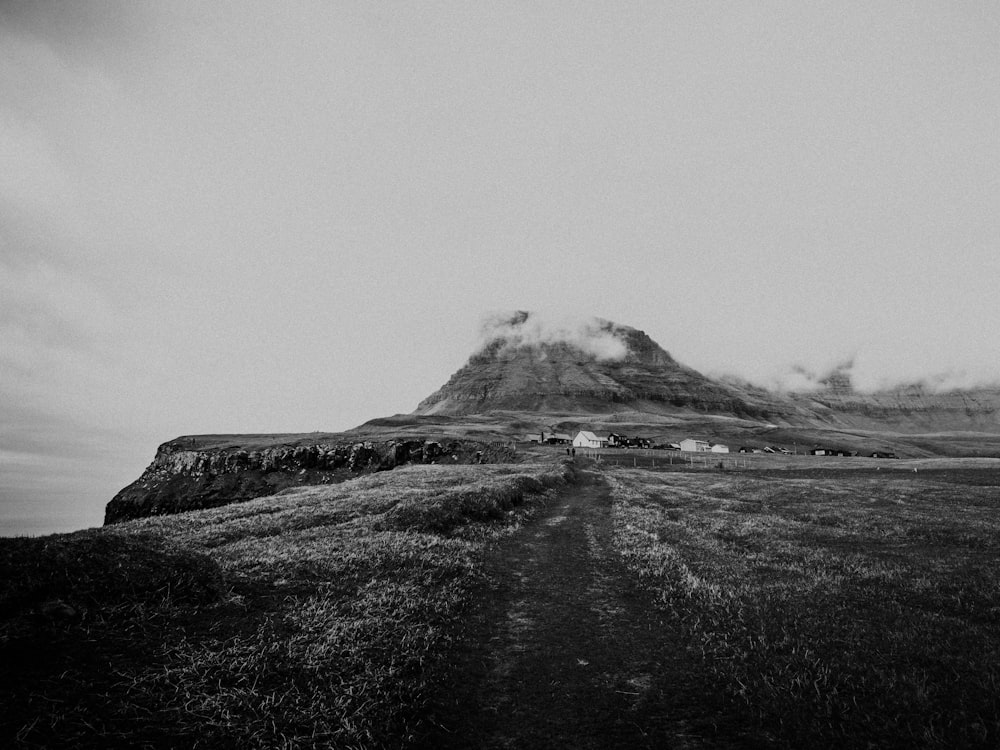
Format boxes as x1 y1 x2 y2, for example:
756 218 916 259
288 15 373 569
847 351 1000 394
745 354 1000 395
478 310 629 361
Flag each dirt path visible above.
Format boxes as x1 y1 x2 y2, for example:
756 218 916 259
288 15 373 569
419 473 748 749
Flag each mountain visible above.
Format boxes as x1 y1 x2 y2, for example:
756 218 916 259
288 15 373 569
795 381 1000 433
415 312 798 421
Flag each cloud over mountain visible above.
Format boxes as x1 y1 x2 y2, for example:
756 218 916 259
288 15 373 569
478 311 629 362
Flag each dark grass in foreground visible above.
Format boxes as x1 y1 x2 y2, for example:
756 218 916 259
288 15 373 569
608 468 1000 749
0 462 573 749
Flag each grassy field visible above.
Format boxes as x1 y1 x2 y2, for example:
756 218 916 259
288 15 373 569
607 466 1000 748
0 462 573 749
5 457 1000 747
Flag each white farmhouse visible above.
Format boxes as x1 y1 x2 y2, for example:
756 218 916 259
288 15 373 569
573 431 609 449
679 438 710 452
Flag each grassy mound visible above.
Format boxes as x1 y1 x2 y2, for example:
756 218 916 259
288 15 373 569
0 530 225 619
1 461 572 749
382 471 569 533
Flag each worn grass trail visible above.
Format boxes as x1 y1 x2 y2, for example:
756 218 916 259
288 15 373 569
420 473 748 749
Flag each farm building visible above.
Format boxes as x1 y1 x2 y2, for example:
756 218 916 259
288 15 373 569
525 431 572 445
573 431 610 449
710 443 730 453
679 438 709 452
608 434 652 449
623 436 652 449
679 439 710 452
809 447 855 457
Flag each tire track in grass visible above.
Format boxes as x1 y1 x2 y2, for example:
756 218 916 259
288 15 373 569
419 472 749 749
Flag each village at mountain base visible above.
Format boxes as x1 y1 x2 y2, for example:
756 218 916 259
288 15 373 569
526 431 897 458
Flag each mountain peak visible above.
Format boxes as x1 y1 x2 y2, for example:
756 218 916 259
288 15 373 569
414 311 759 417
470 311 677 367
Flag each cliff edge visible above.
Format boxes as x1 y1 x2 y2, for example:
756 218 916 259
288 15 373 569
104 436 508 524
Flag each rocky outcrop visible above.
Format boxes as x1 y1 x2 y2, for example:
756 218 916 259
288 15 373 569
105 438 462 524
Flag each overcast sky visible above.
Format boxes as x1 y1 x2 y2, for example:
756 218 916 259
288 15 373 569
3 1 999 535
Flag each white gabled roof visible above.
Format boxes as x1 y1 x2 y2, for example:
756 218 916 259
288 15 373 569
575 430 610 441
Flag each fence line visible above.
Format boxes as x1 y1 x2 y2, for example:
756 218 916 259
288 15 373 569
574 449 753 470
